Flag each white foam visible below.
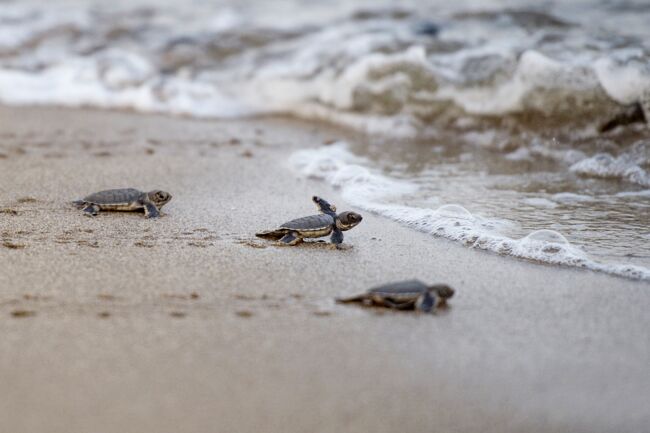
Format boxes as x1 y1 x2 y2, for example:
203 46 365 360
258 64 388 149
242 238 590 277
505 147 532 161
522 198 557 208
570 153 650 187
1 2 649 136
551 192 594 203
0 62 253 117
289 143 650 281
435 50 613 116
594 56 650 105
288 143 418 202
616 189 650 198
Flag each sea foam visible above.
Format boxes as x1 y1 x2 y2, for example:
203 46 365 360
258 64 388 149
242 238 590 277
570 152 650 187
289 143 650 281
1 1 650 137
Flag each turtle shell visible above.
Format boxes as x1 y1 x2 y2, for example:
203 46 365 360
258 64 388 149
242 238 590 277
368 279 429 301
280 214 335 235
370 280 455 301
83 188 143 205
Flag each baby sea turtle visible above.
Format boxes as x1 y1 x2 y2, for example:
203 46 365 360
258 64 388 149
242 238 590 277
256 196 362 246
336 280 454 313
73 188 172 218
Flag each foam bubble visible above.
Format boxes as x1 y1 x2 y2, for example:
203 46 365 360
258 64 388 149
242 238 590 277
435 204 474 220
522 230 570 245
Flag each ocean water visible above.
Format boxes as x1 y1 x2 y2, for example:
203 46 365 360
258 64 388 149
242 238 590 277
1 0 649 279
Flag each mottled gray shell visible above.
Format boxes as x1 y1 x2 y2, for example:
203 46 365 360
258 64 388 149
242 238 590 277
256 213 336 240
368 279 430 302
82 188 143 205
280 214 335 232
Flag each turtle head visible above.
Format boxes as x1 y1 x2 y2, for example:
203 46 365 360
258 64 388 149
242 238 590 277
430 284 454 299
312 196 336 214
337 211 363 231
147 190 172 208
428 284 454 308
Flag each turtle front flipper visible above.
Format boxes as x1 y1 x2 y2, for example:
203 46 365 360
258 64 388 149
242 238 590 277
330 227 343 245
312 196 336 215
414 292 436 313
279 231 302 246
144 202 160 218
82 204 100 216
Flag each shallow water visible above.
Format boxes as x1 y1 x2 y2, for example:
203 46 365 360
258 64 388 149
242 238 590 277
356 130 649 263
1 0 649 279
289 140 650 280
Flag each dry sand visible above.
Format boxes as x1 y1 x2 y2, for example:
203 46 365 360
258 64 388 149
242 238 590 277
0 106 649 433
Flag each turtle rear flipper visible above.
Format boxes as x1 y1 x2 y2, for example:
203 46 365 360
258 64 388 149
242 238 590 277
72 200 86 209
255 230 287 240
82 204 100 216
383 298 416 310
335 294 367 304
279 231 301 245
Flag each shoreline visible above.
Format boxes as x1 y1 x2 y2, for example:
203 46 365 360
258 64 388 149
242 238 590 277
1 106 649 433
288 143 650 282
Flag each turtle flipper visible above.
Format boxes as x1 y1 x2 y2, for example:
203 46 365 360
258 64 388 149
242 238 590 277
414 292 436 313
312 196 336 215
279 231 301 246
72 200 86 209
255 230 286 240
335 294 367 304
330 227 344 245
382 298 416 310
144 202 160 218
82 204 100 216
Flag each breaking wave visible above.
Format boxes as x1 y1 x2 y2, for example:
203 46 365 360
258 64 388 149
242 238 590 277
1 0 649 136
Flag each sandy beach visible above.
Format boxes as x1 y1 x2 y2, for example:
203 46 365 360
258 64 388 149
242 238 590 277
1 106 649 433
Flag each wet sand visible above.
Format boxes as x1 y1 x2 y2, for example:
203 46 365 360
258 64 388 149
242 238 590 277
0 106 649 433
